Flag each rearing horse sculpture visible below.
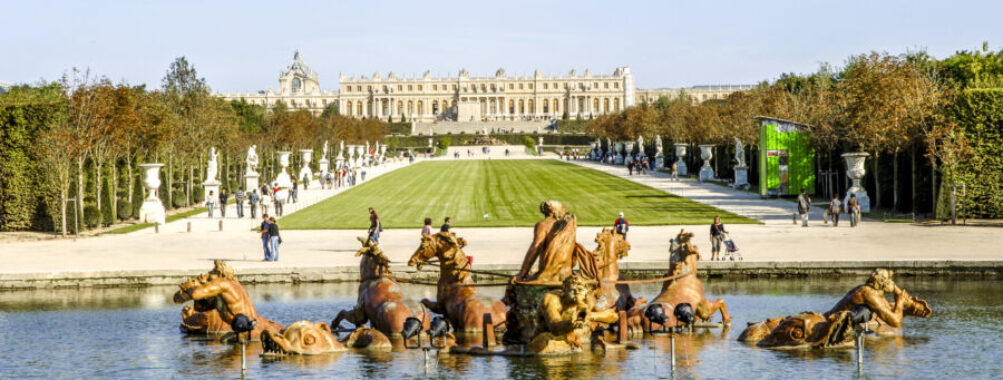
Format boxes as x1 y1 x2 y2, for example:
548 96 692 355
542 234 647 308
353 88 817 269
626 230 730 333
591 228 636 312
332 238 432 338
407 232 507 334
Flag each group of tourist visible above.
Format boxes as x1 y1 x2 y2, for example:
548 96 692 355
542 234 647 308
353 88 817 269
626 155 651 175
796 189 863 228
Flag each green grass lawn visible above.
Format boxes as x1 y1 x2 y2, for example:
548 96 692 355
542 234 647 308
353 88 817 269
280 159 758 229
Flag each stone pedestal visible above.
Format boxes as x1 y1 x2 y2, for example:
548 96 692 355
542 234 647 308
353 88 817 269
299 149 314 183
319 159 330 177
674 143 688 176
699 144 715 181
733 166 749 189
244 172 259 194
138 163 166 225
842 152 871 212
202 181 220 208
275 151 293 201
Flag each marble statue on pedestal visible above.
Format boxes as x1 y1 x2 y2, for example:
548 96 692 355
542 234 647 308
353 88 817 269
637 136 645 158
245 145 260 192
732 137 749 189
654 136 664 169
203 147 221 207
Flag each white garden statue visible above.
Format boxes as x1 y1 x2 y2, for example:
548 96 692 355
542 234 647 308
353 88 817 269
206 147 219 183
246 145 259 175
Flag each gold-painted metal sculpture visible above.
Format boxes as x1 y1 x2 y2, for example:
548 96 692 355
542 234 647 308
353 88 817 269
738 269 933 349
406 232 508 334
332 238 432 338
625 230 731 333
173 260 284 342
525 274 620 354
261 321 391 356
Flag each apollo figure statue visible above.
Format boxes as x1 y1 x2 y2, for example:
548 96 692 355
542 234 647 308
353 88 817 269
733 137 746 168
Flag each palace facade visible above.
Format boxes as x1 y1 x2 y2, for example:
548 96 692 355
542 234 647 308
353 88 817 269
218 52 751 123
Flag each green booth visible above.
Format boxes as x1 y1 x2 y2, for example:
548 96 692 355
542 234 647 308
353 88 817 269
757 116 815 197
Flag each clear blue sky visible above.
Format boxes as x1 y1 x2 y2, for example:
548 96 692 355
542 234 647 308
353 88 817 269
2 0 1000 91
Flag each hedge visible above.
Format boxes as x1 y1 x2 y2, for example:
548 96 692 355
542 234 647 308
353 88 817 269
944 88 1003 218
0 103 61 231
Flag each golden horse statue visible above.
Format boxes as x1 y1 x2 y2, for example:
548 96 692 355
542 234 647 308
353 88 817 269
626 230 731 333
591 227 635 312
407 232 508 335
332 238 432 338
739 268 933 349
173 260 284 342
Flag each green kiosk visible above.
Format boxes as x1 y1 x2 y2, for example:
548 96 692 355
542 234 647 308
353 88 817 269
757 116 815 197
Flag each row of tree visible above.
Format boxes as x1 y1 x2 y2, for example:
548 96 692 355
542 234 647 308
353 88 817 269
587 44 1003 218
0 57 386 235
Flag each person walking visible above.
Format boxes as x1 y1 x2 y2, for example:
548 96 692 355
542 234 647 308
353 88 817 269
234 188 245 218
422 217 433 235
289 178 298 203
671 162 679 181
368 208 383 244
848 194 862 227
828 195 842 227
614 212 629 239
268 217 281 261
797 189 812 227
206 191 216 218
219 188 229 218
260 191 271 216
260 214 272 261
248 189 259 218
440 217 452 233
627 159 634 175
710 216 727 261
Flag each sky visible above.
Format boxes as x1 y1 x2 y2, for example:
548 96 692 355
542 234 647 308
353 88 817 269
2 0 1001 92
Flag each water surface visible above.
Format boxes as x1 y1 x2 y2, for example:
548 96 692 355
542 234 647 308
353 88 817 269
1 277 999 379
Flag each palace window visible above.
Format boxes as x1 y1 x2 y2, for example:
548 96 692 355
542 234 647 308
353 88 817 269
508 83 514 90
529 83 533 89
604 82 609 89
452 84 457 90
418 85 423 91
408 85 412 91
433 84 438 91
614 82 619 89
398 85 403 91
543 83 548 90
553 82 558 89
519 83 524 90
594 82 599 88
357 85 362 91
345 87 351 93
366 85 371 91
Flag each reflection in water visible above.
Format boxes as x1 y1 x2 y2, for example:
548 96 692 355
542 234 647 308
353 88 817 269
0 277 1000 379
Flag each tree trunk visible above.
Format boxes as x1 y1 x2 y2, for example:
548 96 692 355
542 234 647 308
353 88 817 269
931 165 938 219
910 146 917 217
77 158 85 224
893 149 899 212
111 159 118 223
60 185 68 237
127 156 134 205
186 163 192 206
167 154 173 208
95 158 103 213
872 151 881 210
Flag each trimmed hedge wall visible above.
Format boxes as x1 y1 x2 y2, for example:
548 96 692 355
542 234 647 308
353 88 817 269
383 133 593 150
945 88 1003 218
0 104 60 231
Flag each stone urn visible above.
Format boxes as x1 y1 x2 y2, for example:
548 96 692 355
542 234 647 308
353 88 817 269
138 163 166 226
299 149 314 183
674 143 688 175
842 152 871 212
614 142 624 164
275 151 293 201
698 144 715 181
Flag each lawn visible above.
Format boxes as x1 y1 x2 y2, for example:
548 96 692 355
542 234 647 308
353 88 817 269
280 159 758 229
